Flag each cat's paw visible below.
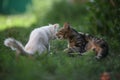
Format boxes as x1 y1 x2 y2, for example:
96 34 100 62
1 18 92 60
63 48 69 52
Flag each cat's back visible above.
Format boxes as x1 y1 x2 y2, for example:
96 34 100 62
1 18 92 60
31 26 49 36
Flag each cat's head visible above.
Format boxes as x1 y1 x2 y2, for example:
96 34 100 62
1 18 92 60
49 24 59 39
56 23 72 39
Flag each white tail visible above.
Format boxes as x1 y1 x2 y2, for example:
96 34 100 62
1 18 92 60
4 38 27 56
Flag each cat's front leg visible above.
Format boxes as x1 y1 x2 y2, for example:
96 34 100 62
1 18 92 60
45 43 50 54
65 47 82 57
63 48 70 52
64 47 79 53
63 47 74 53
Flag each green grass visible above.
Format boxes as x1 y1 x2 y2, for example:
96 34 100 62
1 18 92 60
0 0 120 80
0 24 120 80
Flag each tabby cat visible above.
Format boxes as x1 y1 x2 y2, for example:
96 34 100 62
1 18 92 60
56 23 109 59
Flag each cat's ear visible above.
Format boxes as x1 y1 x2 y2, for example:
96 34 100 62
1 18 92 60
53 24 59 29
63 22 70 29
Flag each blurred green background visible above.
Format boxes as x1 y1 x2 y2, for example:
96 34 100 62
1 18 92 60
0 0 120 80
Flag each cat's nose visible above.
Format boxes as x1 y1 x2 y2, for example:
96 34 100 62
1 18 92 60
56 33 59 37
56 35 60 38
55 33 58 37
93 48 96 51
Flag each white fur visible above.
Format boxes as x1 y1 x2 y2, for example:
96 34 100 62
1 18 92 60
4 24 59 55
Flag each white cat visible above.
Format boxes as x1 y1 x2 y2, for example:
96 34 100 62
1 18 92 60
4 24 59 56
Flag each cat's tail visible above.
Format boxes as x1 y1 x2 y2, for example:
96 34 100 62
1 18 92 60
4 38 28 56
